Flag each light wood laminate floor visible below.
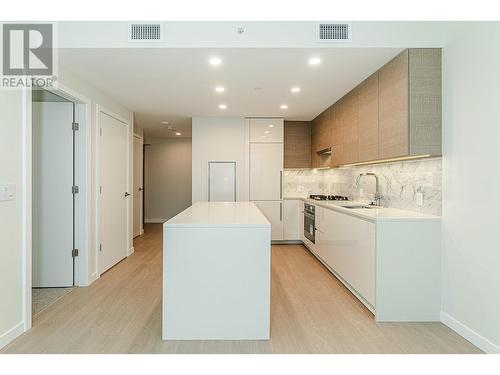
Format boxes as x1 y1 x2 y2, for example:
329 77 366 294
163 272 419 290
2 224 481 354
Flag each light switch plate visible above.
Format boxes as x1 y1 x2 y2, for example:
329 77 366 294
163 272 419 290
0 184 15 202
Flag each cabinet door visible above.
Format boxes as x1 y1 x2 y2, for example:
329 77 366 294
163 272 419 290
358 73 379 162
253 201 284 241
249 118 284 142
330 103 344 167
283 200 300 240
341 89 359 164
284 121 311 168
249 143 283 201
311 108 331 168
320 209 376 307
379 50 409 159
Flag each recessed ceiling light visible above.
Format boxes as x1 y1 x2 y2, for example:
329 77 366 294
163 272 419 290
280 104 288 109
219 104 227 109
160 121 169 125
291 87 301 93
268 124 274 128
308 57 321 65
215 86 225 93
209 57 222 66
175 132 181 136
264 131 270 134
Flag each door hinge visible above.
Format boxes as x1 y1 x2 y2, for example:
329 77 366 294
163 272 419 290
99 128 102 136
99 244 102 252
72 248 79 257
72 122 79 131
72 185 79 194
99 186 102 194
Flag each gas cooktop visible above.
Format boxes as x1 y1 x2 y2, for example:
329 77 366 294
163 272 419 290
309 194 349 201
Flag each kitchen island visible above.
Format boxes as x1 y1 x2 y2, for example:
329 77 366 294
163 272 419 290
162 201 271 340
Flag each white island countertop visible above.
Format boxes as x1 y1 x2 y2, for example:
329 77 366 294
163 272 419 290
163 201 271 340
165 201 270 228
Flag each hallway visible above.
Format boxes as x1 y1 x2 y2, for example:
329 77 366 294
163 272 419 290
2 224 480 354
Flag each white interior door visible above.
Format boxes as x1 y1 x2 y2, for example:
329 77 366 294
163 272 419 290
249 143 283 200
32 102 74 287
208 162 236 202
133 135 143 237
100 111 128 274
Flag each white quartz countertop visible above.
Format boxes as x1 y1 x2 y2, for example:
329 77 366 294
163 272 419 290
164 201 271 228
285 196 441 222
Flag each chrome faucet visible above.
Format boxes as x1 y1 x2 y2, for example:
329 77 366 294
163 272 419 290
355 172 382 206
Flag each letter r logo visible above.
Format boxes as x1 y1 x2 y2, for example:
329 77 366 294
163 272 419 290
2 24 53 75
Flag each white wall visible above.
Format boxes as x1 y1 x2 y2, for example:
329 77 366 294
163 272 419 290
145 138 192 222
192 117 248 202
440 23 500 353
0 66 134 349
0 89 25 348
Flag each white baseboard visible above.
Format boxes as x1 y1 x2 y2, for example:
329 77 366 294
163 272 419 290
144 219 166 224
140 228 144 235
128 246 135 256
440 311 500 353
0 321 24 350
86 271 99 286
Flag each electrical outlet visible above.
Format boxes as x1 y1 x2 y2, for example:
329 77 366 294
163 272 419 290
0 184 15 202
416 192 424 207
297 185 304 192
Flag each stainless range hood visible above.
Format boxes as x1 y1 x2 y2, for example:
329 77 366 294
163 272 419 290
316 147 332 156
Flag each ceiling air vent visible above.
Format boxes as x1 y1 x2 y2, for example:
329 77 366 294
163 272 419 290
129 23 162 42
318 23 351 41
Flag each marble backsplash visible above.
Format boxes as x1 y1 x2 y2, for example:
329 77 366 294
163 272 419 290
283 157 442 215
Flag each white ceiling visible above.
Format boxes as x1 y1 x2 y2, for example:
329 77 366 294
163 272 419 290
60 48 402 138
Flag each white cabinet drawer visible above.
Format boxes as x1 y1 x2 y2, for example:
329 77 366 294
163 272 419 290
319 209 376 307
283 199 300 240
253 200 284 241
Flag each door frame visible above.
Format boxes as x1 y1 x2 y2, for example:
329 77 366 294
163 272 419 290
133 133 144 237
95 105 133 276
22 82 92 332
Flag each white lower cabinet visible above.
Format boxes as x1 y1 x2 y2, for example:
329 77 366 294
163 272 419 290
283 200 301 240
253 201 284 241
316 208 376 307
306 203 441 321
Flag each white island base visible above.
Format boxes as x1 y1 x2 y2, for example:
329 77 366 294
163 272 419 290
162 202 271 340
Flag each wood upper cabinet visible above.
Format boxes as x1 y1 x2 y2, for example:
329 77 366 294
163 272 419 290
408 49 442 156
378 50 410 159
311 107 331 168
284 121 311 168
341 89 359 164
358 73 379 162
308 48 441 167
330 102 344 167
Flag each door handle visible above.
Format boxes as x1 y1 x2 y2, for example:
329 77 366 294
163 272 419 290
124 192 131 197
280 202 283 221
138 187 143 191
279 171 283 199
